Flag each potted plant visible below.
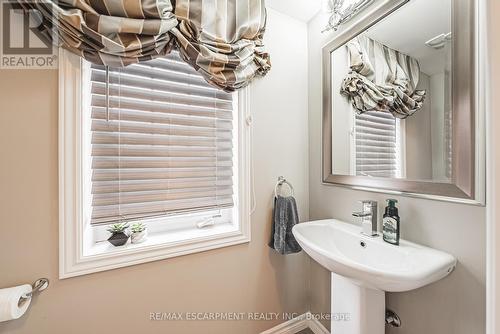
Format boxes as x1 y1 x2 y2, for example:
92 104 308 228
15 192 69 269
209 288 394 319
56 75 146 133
106 223 130 247
130 222 147 244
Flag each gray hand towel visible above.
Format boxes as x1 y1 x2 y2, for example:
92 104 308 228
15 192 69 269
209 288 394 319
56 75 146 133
268 195 302 255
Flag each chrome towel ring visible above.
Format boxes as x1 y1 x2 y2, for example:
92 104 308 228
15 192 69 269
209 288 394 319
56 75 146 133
274 176 295 198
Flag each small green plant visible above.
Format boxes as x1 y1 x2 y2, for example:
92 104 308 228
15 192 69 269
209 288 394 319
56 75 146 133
131 222 146 234
106 223 129 234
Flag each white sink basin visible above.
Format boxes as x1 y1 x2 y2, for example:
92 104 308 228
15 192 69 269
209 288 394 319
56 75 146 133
292 219 456 292
292 219 457 334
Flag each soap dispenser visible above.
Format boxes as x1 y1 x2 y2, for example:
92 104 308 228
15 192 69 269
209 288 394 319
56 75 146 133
383 199 400 245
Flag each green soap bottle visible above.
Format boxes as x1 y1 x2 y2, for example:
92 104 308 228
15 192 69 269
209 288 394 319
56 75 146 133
383 199 400 245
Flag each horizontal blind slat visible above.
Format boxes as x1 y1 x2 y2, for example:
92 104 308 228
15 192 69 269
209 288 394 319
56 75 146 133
91 119 232 137
356 158 397 165
356 133 395 141
355 123 395 134
92 167 233 181
91 70 232 101
92 132 232 148
104 64 209 87
358 111 395 119
92 177 233 194
92 156 232 169
356 113 396 124
91 196 234 224
91 95 233 119
92 82 233 109
92 187 234 206
92 108 233 129
92 145 232 157
356 152 396 158
356 140 396 148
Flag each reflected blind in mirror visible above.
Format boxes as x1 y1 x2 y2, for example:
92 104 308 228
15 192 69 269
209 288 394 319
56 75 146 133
355 111 399 178
89 51 235 225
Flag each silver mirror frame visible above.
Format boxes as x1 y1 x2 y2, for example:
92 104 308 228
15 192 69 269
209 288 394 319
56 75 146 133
322 0 486 205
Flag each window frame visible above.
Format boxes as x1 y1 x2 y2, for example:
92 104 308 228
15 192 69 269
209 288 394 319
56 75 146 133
59 49 251 279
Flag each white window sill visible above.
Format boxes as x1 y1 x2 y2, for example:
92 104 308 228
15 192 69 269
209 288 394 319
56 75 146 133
61 222 249 279
86 221 243 258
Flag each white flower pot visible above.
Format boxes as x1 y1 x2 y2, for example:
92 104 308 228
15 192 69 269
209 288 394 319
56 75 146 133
131 230 147 244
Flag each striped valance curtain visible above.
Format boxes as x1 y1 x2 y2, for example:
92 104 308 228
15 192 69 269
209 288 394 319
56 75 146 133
89 51 234 225
16 0 178 66
15 0 270 91
340 35 426 118
172 0 270 91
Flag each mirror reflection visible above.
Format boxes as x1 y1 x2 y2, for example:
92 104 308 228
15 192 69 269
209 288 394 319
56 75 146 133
331 0 452 182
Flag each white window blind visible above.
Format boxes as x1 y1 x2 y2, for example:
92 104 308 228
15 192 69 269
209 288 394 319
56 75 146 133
89 51 235 225
355 111 399 178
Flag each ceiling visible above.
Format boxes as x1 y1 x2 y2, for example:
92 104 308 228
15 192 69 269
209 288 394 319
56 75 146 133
266 0 452 75
365 0 452 75
266 0 322 22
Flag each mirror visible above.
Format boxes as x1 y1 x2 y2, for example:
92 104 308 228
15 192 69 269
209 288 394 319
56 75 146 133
322 0 485 204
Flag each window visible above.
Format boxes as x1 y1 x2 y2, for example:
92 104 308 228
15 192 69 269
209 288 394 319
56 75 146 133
59 50 251 278
353 111 404 178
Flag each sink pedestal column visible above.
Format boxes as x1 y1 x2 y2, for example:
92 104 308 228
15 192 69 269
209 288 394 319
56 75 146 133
331 273 385 334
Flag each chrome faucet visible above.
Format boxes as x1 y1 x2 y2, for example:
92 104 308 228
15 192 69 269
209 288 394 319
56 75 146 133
352 200 378 237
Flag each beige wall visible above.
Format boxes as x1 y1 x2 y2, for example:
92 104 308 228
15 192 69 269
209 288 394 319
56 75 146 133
307 6 486 334
430 72 448 181
0 9 310 334
406 73 433 180
331 45 353 175
489 1 500 333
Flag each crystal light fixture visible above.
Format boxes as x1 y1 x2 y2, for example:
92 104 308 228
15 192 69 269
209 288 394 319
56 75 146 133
323 0 374 32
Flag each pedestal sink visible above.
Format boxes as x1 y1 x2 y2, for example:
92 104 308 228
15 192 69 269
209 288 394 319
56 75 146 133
292 219 456 334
